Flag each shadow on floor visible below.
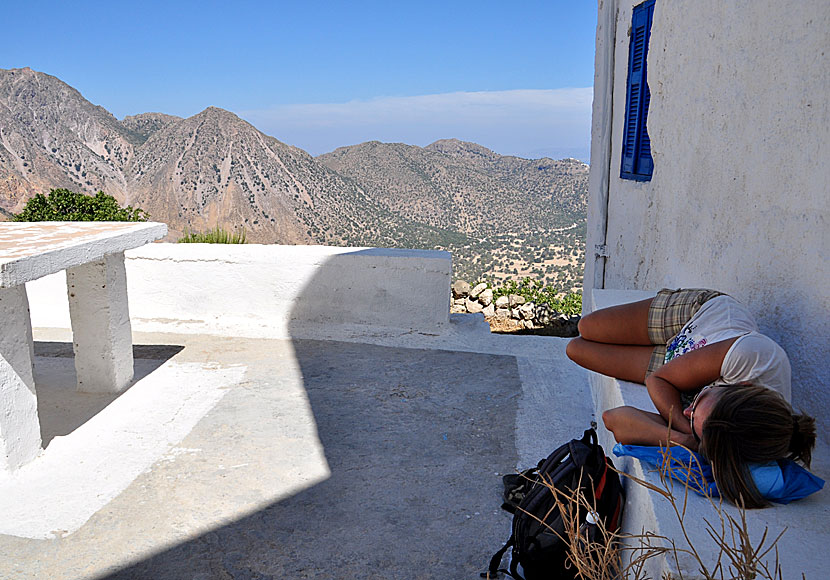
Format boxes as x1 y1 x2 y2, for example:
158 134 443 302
34 342 185 447
98 339 521 580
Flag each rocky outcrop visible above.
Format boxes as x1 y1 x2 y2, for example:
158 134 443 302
451 280 580 336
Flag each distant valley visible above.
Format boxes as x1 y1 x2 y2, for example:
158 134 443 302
0 67 587 288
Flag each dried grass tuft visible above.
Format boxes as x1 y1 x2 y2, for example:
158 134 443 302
528 440 796 580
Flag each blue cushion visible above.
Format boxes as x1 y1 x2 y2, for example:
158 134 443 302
613 444 824 504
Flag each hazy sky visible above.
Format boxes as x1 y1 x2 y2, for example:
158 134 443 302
2 1 597 160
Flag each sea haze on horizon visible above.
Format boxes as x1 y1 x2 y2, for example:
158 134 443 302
239 88 593 163
1 1 597 163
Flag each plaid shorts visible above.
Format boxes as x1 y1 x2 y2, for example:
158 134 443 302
645 288 725 377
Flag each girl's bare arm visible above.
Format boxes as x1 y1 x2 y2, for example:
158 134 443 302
645 338 738 433
603 406 698 449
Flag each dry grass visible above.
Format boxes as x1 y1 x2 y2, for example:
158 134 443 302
508 445 800 580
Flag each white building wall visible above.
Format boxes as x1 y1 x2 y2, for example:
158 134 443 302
586 0 829 424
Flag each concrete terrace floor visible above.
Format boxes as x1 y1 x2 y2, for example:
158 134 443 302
0 318 593 579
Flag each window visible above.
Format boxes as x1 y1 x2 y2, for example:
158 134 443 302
621 0 655 181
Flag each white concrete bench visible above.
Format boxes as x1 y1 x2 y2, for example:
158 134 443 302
587 289 829 579
0 222 166 472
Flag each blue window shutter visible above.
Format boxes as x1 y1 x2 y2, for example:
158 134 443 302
621 82 640 174
636 2 655 176
621 0 655 180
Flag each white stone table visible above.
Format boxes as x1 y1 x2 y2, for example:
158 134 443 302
0 221 167 471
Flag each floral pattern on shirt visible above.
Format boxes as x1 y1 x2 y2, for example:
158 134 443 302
664 324 708 363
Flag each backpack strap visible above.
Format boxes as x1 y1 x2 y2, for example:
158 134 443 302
594 454 609 499
508 546 526 580
580 427 599 450
482 535 515 579
581 427 603 466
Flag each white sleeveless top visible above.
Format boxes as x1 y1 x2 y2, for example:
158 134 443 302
663 295 791 401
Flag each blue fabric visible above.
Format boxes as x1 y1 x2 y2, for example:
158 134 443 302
613 443 824 504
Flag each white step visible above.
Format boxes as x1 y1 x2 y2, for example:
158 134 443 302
588 289 830 579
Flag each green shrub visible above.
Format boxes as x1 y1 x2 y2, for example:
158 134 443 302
178 227 247 244
12 189 149 222
491 277 582 316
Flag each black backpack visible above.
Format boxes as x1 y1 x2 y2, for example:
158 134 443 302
484 428 624 580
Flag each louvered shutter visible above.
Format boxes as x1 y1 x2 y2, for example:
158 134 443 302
621 0 655 180
636 2 655 176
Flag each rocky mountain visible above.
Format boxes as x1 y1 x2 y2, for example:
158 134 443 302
318 139 587 235
125 106 466 246
0 68 457 245
0 68 138 210
0 67 588 284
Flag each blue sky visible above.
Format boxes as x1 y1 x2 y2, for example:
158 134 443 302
2 1 597 160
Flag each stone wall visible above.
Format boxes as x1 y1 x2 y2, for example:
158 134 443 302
450 280 579 336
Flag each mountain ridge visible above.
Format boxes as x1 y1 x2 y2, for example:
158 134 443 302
317 138 587 235
0 67 588 284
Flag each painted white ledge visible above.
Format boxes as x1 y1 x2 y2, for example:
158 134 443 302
588 289 829 580
27 244 452 337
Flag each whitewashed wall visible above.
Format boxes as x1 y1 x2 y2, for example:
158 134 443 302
27 244 452 338
585 0 829 424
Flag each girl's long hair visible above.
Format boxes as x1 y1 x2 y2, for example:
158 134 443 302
699 385 816 509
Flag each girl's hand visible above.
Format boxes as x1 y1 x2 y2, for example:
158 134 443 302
604 406 696 448
670 431 699 452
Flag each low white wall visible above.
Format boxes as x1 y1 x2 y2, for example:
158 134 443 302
26 244 452 338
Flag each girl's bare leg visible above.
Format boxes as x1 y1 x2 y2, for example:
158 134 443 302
603 406 697 449
566 297 656 382
577 297 654 345
566 339 653 383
